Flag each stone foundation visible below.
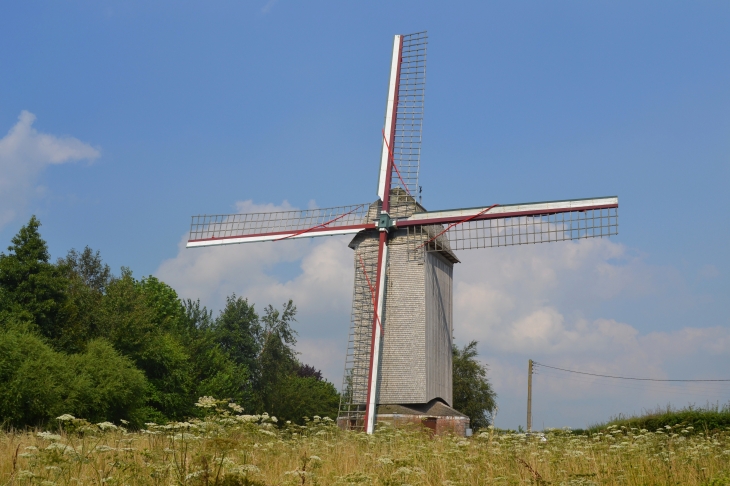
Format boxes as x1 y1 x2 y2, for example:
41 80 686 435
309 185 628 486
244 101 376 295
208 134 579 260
337 399 470 436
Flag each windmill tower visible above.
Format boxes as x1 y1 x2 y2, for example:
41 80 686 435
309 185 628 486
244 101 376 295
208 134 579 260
186 31 619 434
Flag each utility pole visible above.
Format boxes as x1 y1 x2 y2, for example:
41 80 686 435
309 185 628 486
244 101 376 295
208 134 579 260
527 359 533 432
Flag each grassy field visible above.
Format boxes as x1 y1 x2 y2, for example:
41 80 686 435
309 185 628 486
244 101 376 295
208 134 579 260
2 400 730 485
585 404 730 436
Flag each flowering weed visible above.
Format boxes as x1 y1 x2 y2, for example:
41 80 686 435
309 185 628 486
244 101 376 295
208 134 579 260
2 406 729 485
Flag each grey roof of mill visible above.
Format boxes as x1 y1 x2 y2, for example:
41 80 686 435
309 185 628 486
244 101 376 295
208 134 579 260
377 399 467 417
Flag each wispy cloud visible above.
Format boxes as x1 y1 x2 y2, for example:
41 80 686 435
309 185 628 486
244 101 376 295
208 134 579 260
156 200 354 378
261 0 278 15
0 111 100 229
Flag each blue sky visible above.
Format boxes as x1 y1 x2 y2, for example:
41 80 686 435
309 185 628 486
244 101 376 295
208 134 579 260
1 1 728 429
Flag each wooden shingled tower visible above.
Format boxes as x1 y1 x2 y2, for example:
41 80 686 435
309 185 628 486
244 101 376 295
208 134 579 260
186 32 619 434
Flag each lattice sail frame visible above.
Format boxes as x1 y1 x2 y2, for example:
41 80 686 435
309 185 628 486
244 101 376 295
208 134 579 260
390 31 427 199
187 203 372 246
405 206 618 259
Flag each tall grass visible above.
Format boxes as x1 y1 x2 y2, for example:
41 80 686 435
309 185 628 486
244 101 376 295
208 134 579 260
586 403 730 435
2 399 729 485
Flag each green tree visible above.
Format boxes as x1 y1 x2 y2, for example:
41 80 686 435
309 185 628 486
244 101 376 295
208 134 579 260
56 246 112 346
0 328 147 428
182 299 253 412
58 246 112 293
270 375 340 423
452 340 497 430
99 270 193 421
213 295 261 376
0 217 79 351
258 301 298 413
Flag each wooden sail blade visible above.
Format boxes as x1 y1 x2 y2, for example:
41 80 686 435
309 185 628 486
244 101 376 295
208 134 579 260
377 32 427 204
186 203 373 248
377 34 403 203
400 196 618 255
399 196 618 227
363 231 388 434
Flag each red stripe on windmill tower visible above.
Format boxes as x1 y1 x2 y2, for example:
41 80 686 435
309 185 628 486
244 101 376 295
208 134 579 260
186 31 619 435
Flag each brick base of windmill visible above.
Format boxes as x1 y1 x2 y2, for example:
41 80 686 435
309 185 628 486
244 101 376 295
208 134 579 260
337 399 470 436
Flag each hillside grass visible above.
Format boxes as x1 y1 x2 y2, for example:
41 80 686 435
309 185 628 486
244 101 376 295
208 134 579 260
2 400 730 485
585 403 730 436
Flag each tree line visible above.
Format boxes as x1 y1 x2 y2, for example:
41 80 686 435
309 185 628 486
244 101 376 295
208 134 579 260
0 217 497 430
0 217 339 428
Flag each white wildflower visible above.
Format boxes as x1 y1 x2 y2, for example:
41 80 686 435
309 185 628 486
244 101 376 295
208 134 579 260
97 422 118 430
45 442 70 452
37 432 62 441
195 396 218 408
228 402 244 413
186 471 204 480
231 464 260 475
56 414 76 421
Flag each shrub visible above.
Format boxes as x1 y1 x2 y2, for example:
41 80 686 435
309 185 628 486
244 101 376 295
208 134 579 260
590 403 730 434
0 329 147 428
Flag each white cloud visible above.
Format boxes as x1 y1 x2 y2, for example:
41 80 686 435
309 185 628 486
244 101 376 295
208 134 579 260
156 213 729 427
156 200 354 382
0 111 100 228
454 239 729 428
261 0 278 14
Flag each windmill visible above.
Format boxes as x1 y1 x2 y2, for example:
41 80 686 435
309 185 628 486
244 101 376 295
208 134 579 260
186 31 619 434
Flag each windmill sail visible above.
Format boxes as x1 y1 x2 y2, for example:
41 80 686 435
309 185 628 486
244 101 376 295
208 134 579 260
391 31 427 198
378 32 428 205
400 196 618 256
187 203 373 247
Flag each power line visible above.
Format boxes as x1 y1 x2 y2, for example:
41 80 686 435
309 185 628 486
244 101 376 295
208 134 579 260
534 368 730 397
533 362 730 383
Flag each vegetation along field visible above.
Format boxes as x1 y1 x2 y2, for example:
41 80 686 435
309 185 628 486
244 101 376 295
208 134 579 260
1 399 729 485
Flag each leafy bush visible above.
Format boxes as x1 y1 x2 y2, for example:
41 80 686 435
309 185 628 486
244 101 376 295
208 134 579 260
452 340 497 430
590 403 730 434
269 375 340 424
0 329 147 428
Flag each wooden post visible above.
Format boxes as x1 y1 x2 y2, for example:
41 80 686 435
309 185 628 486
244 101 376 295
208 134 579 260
527 359 533 432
